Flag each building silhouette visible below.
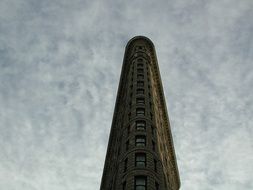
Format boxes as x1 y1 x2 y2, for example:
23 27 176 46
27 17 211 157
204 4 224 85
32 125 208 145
100 36 180 190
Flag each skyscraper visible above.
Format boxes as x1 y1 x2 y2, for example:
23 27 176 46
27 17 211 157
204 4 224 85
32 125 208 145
100 36 180 190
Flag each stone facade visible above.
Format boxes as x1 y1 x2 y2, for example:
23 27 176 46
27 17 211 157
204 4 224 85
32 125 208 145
100 36 180 190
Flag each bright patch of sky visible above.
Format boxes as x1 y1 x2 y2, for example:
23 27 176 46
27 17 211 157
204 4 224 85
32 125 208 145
0 0 253 189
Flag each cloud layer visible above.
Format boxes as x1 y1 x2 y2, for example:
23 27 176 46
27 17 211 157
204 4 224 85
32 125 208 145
0 0 253 189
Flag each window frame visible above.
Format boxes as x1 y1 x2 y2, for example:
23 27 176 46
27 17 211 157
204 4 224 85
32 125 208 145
135 176 147 190
137 68 144 73
137 81 144 87
137 74 144 80
136 97 145 105
135 135 146 147
135 153 146 167
136 108 145 116
136 121 146 131
137 88 144 95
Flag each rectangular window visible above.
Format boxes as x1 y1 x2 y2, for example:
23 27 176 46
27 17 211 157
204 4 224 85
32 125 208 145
127 125 130 135
124 158 128 172
136 121 146 131
151 126 155 135
123 181 126 190
137 68 143 73
137 74 144 80
126 140 129 151
137 63 143 67
135 136 146 147
135 153 146 167
136 98 145 104
135 176 147 190
154 159 157 172
136 108 145 116
117 145 121 155
152 141 155 151
137 81 144 87
137 58 143 62
155 182 159 190
137 89 144 94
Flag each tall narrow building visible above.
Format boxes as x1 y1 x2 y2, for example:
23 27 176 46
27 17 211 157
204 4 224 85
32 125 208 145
100 36 180 190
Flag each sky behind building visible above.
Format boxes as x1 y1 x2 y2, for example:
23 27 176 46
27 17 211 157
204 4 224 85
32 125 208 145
0 0 253 189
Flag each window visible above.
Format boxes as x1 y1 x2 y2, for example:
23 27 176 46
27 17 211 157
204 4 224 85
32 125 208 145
135 136 146 147
137 81 144 87
137 89 144 94
127 125 130 135
151 126 155 135
118 146 121 156
128 112 131 120
137 74 144 80
152 141 155 151
137 98 145 104
126 140 129 151
155 182 159 190
135 153 146 167
136 108 145 116
137 63 143 67
135 176 146 190
154 159 157 172
137 58 143 62
137 68 143 73
135 46 143 51
123 181 126 190
136 121 146 131
124 158 128 172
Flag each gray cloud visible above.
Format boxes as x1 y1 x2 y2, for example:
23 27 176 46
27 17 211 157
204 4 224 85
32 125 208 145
0 0 253 189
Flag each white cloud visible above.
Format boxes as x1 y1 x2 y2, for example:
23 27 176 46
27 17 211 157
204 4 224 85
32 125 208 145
0 0 252 189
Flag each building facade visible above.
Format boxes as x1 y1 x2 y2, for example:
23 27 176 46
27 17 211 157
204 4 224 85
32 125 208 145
100 36 180 190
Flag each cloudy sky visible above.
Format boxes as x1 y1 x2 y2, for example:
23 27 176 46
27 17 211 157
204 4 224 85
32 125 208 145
1 0 253 189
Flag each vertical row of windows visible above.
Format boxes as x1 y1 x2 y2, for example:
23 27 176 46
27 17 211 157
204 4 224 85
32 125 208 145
122 50 160 190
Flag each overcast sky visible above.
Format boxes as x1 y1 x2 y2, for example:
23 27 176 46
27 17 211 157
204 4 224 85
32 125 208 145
0 0 253 189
